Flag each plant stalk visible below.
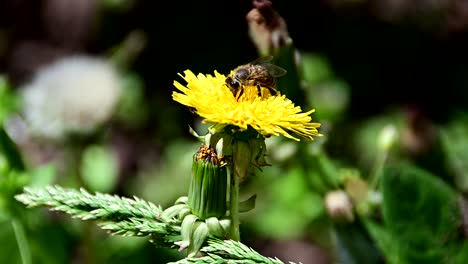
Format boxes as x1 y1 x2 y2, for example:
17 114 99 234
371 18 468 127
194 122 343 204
12 218 31 264
229 167 240 241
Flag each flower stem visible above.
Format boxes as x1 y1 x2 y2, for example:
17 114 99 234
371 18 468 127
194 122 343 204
12 218 31 264
369 149 388 190
229 167 240 241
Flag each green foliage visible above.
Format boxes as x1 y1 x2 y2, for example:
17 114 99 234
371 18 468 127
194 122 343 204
171 238 290 264
16 185 173 223
115 72 148 128
14 185 303 263
0 219 24 264
440 117 468 193
4 3 468 263
274 43 305 107
300 53 350 122
81 144 119 193
334 220 382 264
0 127 25 172
0 126 28 219
251 166 325 239
366 163 468 264
28 164 56 188
0 76 20 125
300 53 333 84
129 139 196 207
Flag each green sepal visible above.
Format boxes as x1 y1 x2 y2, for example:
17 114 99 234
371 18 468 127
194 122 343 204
219 218 231 234
239 194 257 213
178 207 192 220
162 203 189 219
179 214 198 250
187 222 209 257
205 217 225 238
175 196 188 205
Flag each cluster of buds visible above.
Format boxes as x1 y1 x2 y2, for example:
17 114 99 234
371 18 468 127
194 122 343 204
162 126 270 256
163 145 230 257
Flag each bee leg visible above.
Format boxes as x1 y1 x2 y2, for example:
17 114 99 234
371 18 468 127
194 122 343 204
267 87 277 96
235 88 244 100
262 86 277 96
256 84 262 97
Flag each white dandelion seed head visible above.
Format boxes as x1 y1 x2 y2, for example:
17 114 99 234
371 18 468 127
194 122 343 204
20 55 122 140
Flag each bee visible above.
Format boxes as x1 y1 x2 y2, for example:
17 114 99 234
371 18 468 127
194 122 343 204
225 55 287 99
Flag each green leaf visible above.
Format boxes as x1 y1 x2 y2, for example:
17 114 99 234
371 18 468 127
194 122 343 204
0 77 20 125
28 164 56 187
0 127 25 171
0 220 22 264
306 79 350 122
28 219 75 264
363 219 401 264
334 219 382 264
273 43 305 108
451 240 468 264
440 119 468 193
300 53 333 84
80 145 118 193
239 194 256 213
251 167 324 239
379 163 463 263
115 72 148 127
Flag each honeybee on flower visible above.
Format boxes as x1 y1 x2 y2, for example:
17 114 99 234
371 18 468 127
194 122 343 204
172 57 321 141
225 56 287 99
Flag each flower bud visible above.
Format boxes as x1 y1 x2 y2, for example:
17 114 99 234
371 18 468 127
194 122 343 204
324 190 354 223
188 146 228 220
378 124 398 152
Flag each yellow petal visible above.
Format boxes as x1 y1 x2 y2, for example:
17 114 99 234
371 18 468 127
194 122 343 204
172 70 322 141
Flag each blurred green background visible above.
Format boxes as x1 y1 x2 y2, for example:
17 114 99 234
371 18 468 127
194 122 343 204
1 0 468 263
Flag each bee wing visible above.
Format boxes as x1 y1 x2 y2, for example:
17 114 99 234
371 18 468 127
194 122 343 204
249 55 274 65
261 63 287 77
247 55 287 77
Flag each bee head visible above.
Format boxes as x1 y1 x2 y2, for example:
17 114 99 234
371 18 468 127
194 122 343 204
226 76 240 89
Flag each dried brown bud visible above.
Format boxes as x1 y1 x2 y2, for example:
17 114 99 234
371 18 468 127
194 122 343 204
246 0 292 56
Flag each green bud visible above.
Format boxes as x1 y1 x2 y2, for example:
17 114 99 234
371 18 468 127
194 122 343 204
162 203 189 219
233 140 252 183
248 137 269 168
232 137 269 183
188 146 228 220
205 217 225 238
378 124 398 152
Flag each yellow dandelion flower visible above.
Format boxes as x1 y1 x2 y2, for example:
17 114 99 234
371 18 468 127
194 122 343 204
172 70 322 141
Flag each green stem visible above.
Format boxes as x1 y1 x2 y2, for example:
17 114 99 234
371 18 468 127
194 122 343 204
229 168 240 241
12 219 31 264
369 150 388 190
